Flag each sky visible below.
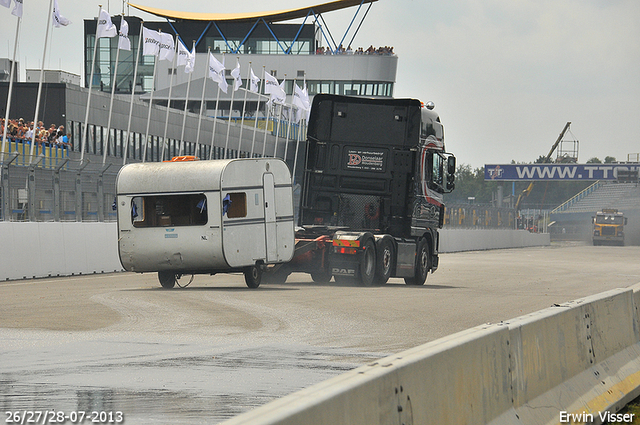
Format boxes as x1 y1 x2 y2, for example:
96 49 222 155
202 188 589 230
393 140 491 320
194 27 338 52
1 0 639 169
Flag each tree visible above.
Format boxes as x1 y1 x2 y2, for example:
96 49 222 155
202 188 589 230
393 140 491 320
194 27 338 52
604 156 617 163
586 157 602 163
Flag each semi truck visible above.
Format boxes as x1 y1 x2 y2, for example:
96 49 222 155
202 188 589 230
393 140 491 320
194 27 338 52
115 94 455 288
266 94 456 286
592 208 627 246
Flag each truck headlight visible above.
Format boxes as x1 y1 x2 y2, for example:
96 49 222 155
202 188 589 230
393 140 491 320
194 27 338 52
593 230 600 236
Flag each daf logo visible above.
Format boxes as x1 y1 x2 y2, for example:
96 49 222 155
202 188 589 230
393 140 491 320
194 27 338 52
332 267 355 275
347 154 361 166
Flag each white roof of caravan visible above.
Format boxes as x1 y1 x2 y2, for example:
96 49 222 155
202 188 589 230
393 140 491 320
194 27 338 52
116 158 291 194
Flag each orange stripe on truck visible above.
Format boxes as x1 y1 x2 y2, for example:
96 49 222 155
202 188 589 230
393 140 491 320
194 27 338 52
332 239 360 248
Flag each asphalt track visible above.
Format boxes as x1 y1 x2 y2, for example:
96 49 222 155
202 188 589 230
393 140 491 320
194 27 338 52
1 242 639 424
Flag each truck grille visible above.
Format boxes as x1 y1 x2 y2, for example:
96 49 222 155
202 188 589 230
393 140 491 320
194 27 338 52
601 227 616 236
338 194 381 230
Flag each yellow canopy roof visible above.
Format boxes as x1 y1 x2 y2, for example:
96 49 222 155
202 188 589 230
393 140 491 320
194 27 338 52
128 0 377 23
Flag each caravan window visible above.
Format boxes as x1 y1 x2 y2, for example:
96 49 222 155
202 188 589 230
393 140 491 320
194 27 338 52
132 193 208 227
225 193 247 218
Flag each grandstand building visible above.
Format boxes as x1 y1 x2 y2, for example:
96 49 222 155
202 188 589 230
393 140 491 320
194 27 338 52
550 181 640 244
1 0 398 222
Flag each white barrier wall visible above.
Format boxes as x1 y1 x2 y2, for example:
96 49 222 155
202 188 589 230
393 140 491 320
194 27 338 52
439 228 550 252
0 223 549 281
222 285 640 425
0 222 122 281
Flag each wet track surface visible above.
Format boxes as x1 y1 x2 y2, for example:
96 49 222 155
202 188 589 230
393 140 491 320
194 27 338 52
2 243 640 423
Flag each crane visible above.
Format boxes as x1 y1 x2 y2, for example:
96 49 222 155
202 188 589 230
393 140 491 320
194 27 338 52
514 122 571 211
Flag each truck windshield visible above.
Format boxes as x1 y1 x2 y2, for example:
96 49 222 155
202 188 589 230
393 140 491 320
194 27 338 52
595 215 623 225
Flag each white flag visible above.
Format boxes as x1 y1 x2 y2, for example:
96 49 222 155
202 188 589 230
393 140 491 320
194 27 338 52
177 42 195 73
208 53 228 93
11 0 22 18
266 75 286 105
177 42 189 66
184 46 195 74
249 68 260 93
52 0 70 27
230 61 242 92
293 83 311 122
0 0 11 8
142 27 161 57
118 18 131 51
158 33 175 62
96 9 116 38
264 72 280 95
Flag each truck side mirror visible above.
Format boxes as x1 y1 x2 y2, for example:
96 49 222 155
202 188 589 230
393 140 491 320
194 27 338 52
447 155 456 175
625 218 628 225
445 155 456 192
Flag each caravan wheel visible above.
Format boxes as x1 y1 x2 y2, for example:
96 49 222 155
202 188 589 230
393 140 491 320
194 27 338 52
244 265 262 288
158 271 177 289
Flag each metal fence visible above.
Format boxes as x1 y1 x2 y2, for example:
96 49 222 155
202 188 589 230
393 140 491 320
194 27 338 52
444 204 517 229
443 204 550 233
1 154 120 222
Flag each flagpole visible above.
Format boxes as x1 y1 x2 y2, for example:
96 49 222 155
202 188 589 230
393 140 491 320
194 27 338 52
223 57 239 159
273 103 283 158
209 53 224 160
261 93 272 158
179 40 195 156
237 61 251 155
79 5 104 164
195 47 210 150
1 15 21 166
272 74 287 158
141 55 157 162
292 74 307 183
292 116 303 185
283 78 297 162
30 0 58 163
209 85 221 160
160 35 179 161
250 66 265 158
122 20 143 165
102 14 123 165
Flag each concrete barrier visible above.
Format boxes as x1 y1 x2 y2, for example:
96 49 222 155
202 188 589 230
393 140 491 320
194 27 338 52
439 228 550 253
0 223 548 281
0 222 122 281
222 285 640 425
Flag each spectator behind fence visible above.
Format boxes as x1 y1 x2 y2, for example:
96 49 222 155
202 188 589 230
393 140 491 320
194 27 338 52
0 117 69 149
315 44 395 55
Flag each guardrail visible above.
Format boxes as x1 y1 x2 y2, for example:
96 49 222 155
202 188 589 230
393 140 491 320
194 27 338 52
222 285 640 425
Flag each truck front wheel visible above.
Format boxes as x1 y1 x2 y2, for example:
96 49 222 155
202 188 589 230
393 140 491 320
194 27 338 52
405 238 429 286
358 239 377 286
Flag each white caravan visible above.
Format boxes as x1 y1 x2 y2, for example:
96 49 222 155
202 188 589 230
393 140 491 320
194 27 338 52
115 158 295 288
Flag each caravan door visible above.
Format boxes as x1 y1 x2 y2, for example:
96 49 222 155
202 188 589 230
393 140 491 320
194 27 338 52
263 172 278 262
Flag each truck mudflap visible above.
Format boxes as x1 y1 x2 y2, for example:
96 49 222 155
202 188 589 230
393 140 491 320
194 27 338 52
330 231 377 285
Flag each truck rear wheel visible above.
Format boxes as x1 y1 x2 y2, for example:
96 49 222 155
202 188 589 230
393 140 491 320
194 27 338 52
373 238 394 285
244 265 262 288
158 271 177 289
405 238 429 286
358 239 376 286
